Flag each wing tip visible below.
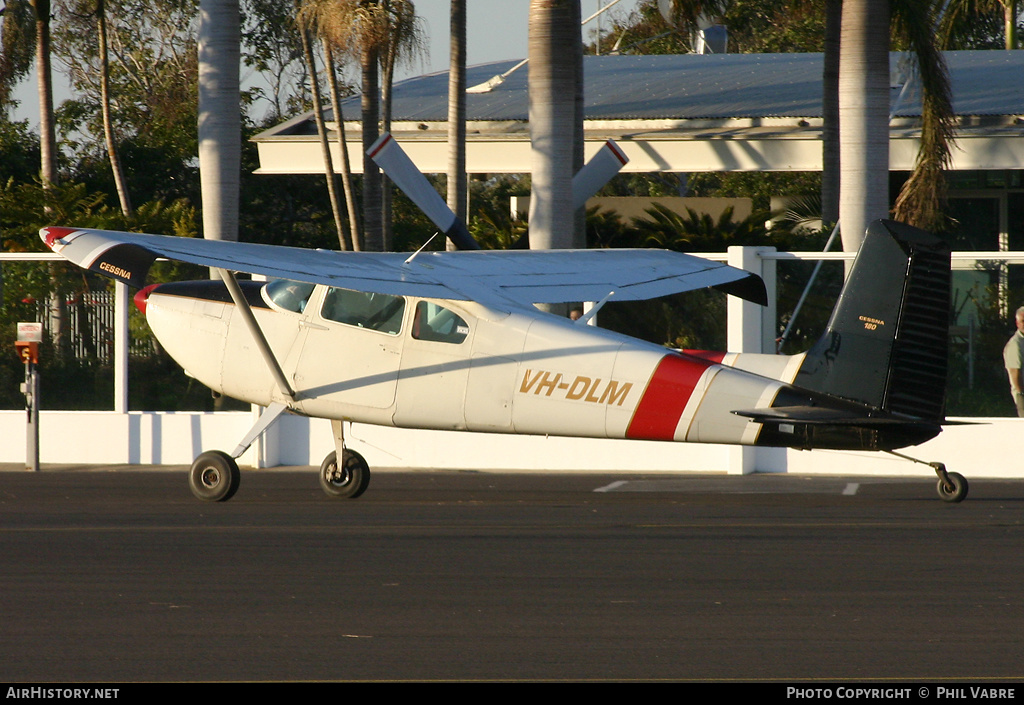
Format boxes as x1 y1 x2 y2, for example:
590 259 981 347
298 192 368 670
39 226 83 250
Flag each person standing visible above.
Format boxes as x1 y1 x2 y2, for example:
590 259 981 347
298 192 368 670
1003 306 1024 417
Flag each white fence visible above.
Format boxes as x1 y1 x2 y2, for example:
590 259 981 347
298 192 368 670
2 248 1022 478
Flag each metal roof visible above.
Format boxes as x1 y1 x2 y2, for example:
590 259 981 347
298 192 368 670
253 51 1024 175
262 51 1024 133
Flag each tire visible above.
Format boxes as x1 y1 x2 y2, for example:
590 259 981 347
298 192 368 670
936 471 968 503
319 449 371 499
189 450 241 502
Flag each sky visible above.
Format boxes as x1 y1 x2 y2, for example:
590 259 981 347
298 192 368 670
10 0 644 129
404 0 642 78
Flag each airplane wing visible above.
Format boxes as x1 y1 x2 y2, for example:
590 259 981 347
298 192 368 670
40 226 766 309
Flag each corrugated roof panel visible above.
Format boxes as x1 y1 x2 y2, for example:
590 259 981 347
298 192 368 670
266 51 1024 137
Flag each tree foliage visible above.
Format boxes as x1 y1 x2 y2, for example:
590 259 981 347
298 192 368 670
0 0 36 114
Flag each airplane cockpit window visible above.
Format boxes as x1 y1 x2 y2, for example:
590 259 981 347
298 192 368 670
321 287 405 335
411 301 470 344
265 279 315 313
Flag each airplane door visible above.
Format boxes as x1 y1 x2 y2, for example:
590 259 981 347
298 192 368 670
394 300 474 430
290 287 407 418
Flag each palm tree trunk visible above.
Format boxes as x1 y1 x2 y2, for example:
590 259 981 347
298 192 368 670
31 0 66 357
446 0 467 251
821 0 841 226
527 0 581 252
839 0 891 251
360 45 383 252
325 46 362 251
31 0 56 188
97 0 132 217
300 26 351 250
197 0 241 248
1005 0 1018 49
380 40 395 251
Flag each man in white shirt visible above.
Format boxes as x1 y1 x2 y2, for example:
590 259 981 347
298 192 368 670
1003 306 1024 417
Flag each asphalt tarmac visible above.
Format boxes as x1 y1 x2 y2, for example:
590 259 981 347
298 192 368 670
2 467 1023 683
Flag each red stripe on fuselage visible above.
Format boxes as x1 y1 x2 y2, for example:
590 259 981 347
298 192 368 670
626 353 714 441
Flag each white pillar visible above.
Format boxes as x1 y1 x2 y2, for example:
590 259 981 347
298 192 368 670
114 282 129 413
725 246 785 475
727 246 776 353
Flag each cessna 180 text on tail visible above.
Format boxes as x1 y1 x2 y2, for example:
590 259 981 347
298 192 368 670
40 134 965 504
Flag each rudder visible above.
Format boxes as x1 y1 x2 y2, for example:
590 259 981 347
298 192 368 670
792 219 951 421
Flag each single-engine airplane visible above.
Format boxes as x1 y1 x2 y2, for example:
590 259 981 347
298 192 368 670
39 134 965 504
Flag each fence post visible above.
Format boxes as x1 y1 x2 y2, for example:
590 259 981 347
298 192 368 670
114 282 129 413
727 245 776 354
726 246 783 475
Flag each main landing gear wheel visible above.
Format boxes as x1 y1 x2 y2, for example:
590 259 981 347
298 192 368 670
936 470 969 503
319 449 370 499
189 450 241 502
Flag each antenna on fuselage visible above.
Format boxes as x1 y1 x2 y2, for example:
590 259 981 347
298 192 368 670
404 232 440 266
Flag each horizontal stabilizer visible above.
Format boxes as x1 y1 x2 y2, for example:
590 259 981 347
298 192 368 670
732 406 933 428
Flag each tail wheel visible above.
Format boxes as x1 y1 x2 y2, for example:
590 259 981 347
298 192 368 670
189 450 240 502
936 471 968 503
319 449 371 499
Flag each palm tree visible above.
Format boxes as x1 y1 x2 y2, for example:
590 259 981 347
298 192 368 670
890 0 957 232
28 0 68 355
197 0 240 246
297 22 352 250
296 1 363 250
301 0 421 252
446 0 466 251
839 0 957 249
29 0 57 188
378 1 424 250
821 0 841 225
96 0 132 216
323 45 362 250
838 0 892 251
938 0 1020 50
527 0 582 252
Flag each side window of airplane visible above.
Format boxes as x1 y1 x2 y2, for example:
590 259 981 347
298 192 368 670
411 301 470 344
321 287 405 335
264 279 315 313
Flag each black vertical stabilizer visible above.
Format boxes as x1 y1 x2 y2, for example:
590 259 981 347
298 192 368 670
792 220 951 421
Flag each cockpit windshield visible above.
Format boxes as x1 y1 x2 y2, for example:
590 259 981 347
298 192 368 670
264 279 315 313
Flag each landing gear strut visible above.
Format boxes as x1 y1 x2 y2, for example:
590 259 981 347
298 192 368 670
886 451 969 503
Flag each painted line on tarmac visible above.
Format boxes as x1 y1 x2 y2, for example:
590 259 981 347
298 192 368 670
593 478 868 495
593 480 628 493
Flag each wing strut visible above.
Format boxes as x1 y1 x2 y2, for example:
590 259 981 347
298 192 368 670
217 269 296 400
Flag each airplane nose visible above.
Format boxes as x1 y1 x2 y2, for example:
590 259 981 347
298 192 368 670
134 284 160 315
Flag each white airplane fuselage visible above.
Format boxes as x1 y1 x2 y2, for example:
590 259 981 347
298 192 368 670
144 280 798 446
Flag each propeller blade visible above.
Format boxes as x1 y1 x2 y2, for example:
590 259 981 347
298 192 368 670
572 139 628 211
367 133 480 251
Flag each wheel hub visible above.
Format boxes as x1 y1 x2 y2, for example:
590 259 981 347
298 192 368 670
201 467 221 488
328 464 351 486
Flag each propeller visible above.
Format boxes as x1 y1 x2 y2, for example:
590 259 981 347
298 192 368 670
368 133 629 251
